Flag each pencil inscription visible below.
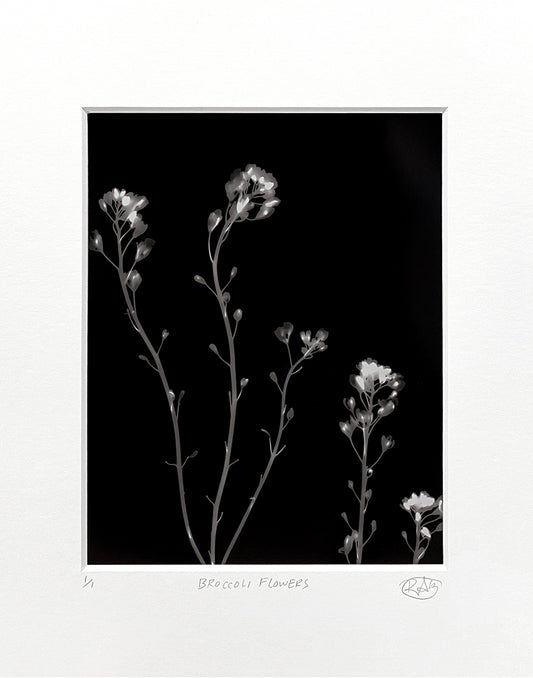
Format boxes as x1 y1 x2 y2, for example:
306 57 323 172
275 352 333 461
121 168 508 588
400 576 441 599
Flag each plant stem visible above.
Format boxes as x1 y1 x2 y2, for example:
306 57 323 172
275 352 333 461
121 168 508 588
209 218 238 564
356 425 369 564
221 353 306 564
413 520 421 564
115 230 206 564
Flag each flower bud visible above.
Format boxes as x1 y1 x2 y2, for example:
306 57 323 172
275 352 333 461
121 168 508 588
274 322 294 343
89 230 103 252
209 343 218 355
339 422 350 437
421 527 432 539
286 407 294 421
193 274 206 285
367 468 373 477
230 267 238 278
135 238 155 262
381 435 395 452
126 270 142 292
132 218 148 238
389 374 405 391
415 512 422 522
344 397 356 411
355 408 372 426
339 418 356 437
162 329 169 340
168 390 175 401
269 371 278 384
349 373 365 393
233 308 243 322
377 400 395 417
207 209 222 232
347 480 354 490
240 378 249 388
343 534 354 555
222 292 231 303
98 199 107 212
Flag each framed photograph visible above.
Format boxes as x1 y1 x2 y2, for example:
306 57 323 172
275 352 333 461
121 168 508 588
86 110 444 567
2 2 533 676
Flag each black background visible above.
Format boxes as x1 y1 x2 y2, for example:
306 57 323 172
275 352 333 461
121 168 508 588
87 112 442 564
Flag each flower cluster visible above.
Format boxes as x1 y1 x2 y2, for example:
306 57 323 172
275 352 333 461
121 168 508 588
99 188 149 237
90 188 155 295
401 491 442 519
274 324 328 356
225 164 280 222
339 358 404 435
350 358 404 397
338 358 404 563
401 491 443 563
299 329 328 355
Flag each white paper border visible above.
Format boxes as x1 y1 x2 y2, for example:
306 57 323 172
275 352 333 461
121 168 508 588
2 2 532 676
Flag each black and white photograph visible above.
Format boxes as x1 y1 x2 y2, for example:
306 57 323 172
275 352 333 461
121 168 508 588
87 111 443 565
4 1 533 675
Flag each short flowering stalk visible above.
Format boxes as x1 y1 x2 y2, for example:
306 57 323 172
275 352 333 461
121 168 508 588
221 325 328 564
338 359 404 564
197 165 282 564
90 189 205 564
400 492 443 563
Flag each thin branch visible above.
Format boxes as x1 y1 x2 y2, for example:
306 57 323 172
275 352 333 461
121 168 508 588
349 437 362 464
108 218 206 564
100 250 119 270
138 354 159 373
370 449 387 469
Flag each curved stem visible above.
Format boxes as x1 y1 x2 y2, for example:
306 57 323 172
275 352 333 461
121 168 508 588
115 228 205 564
209 218 238 564
221 353 306 564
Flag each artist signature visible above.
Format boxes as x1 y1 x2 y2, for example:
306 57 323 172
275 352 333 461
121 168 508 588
400 576 442 600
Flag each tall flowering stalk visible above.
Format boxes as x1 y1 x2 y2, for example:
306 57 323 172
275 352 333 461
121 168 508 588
400 491 443 563
221 324 328 564
90 168 328 564
194 165 327 563
89 189 206 564
338 359 404 564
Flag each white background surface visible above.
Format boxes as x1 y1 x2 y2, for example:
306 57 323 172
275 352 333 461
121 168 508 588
1 1 533 676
